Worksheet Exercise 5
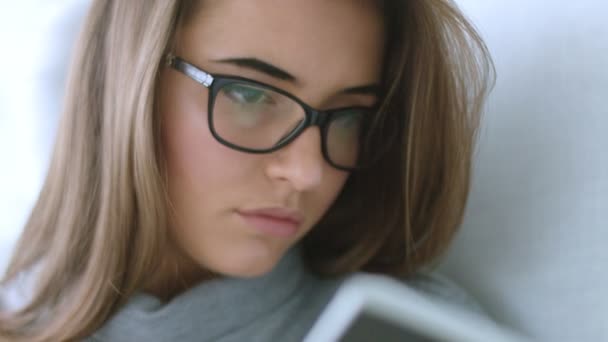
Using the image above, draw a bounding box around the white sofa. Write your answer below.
[1,1,606,340]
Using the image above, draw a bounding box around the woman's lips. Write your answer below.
[237,208,304,238]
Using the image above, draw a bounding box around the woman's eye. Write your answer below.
[223,83,273,106]
[333,110,364,128]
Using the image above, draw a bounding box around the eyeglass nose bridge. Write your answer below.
[273,105,330,152]
[305,107,330,127]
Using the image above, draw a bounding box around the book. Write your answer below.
[304,274,530,342]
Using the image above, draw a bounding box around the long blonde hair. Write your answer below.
[0,0,494,340]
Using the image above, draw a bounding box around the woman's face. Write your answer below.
[158,0,384,281]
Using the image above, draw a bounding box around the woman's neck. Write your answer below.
[143,246,217,302]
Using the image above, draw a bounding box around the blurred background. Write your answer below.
[1,0,606,340]
[0,0,89,264]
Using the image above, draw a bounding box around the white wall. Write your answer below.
[0,0,88,272]
[442,1,608,341]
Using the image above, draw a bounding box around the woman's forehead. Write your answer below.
[176,0,385,92]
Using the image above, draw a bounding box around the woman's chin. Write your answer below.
[207,242,289,278]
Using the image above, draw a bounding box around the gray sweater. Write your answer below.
[84,247,483,342]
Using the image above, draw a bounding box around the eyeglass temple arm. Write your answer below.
[165,53,215,88]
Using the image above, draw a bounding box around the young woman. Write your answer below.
[0,0,494,340]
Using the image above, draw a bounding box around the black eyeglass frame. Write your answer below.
[165,53,375,171]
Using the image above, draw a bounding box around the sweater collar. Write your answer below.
[93,246,309,340]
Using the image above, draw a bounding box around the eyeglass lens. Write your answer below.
[211,81,364,168]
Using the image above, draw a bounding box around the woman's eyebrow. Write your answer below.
[213,57,380,97]
[342,84,381,97]
[213,57,297,82]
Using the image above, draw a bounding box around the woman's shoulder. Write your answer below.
[345,270,486,316]
[401,271,486,314]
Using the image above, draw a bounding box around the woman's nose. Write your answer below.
[264,127,324,192]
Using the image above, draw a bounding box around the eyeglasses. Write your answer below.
[165,54,378,171]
